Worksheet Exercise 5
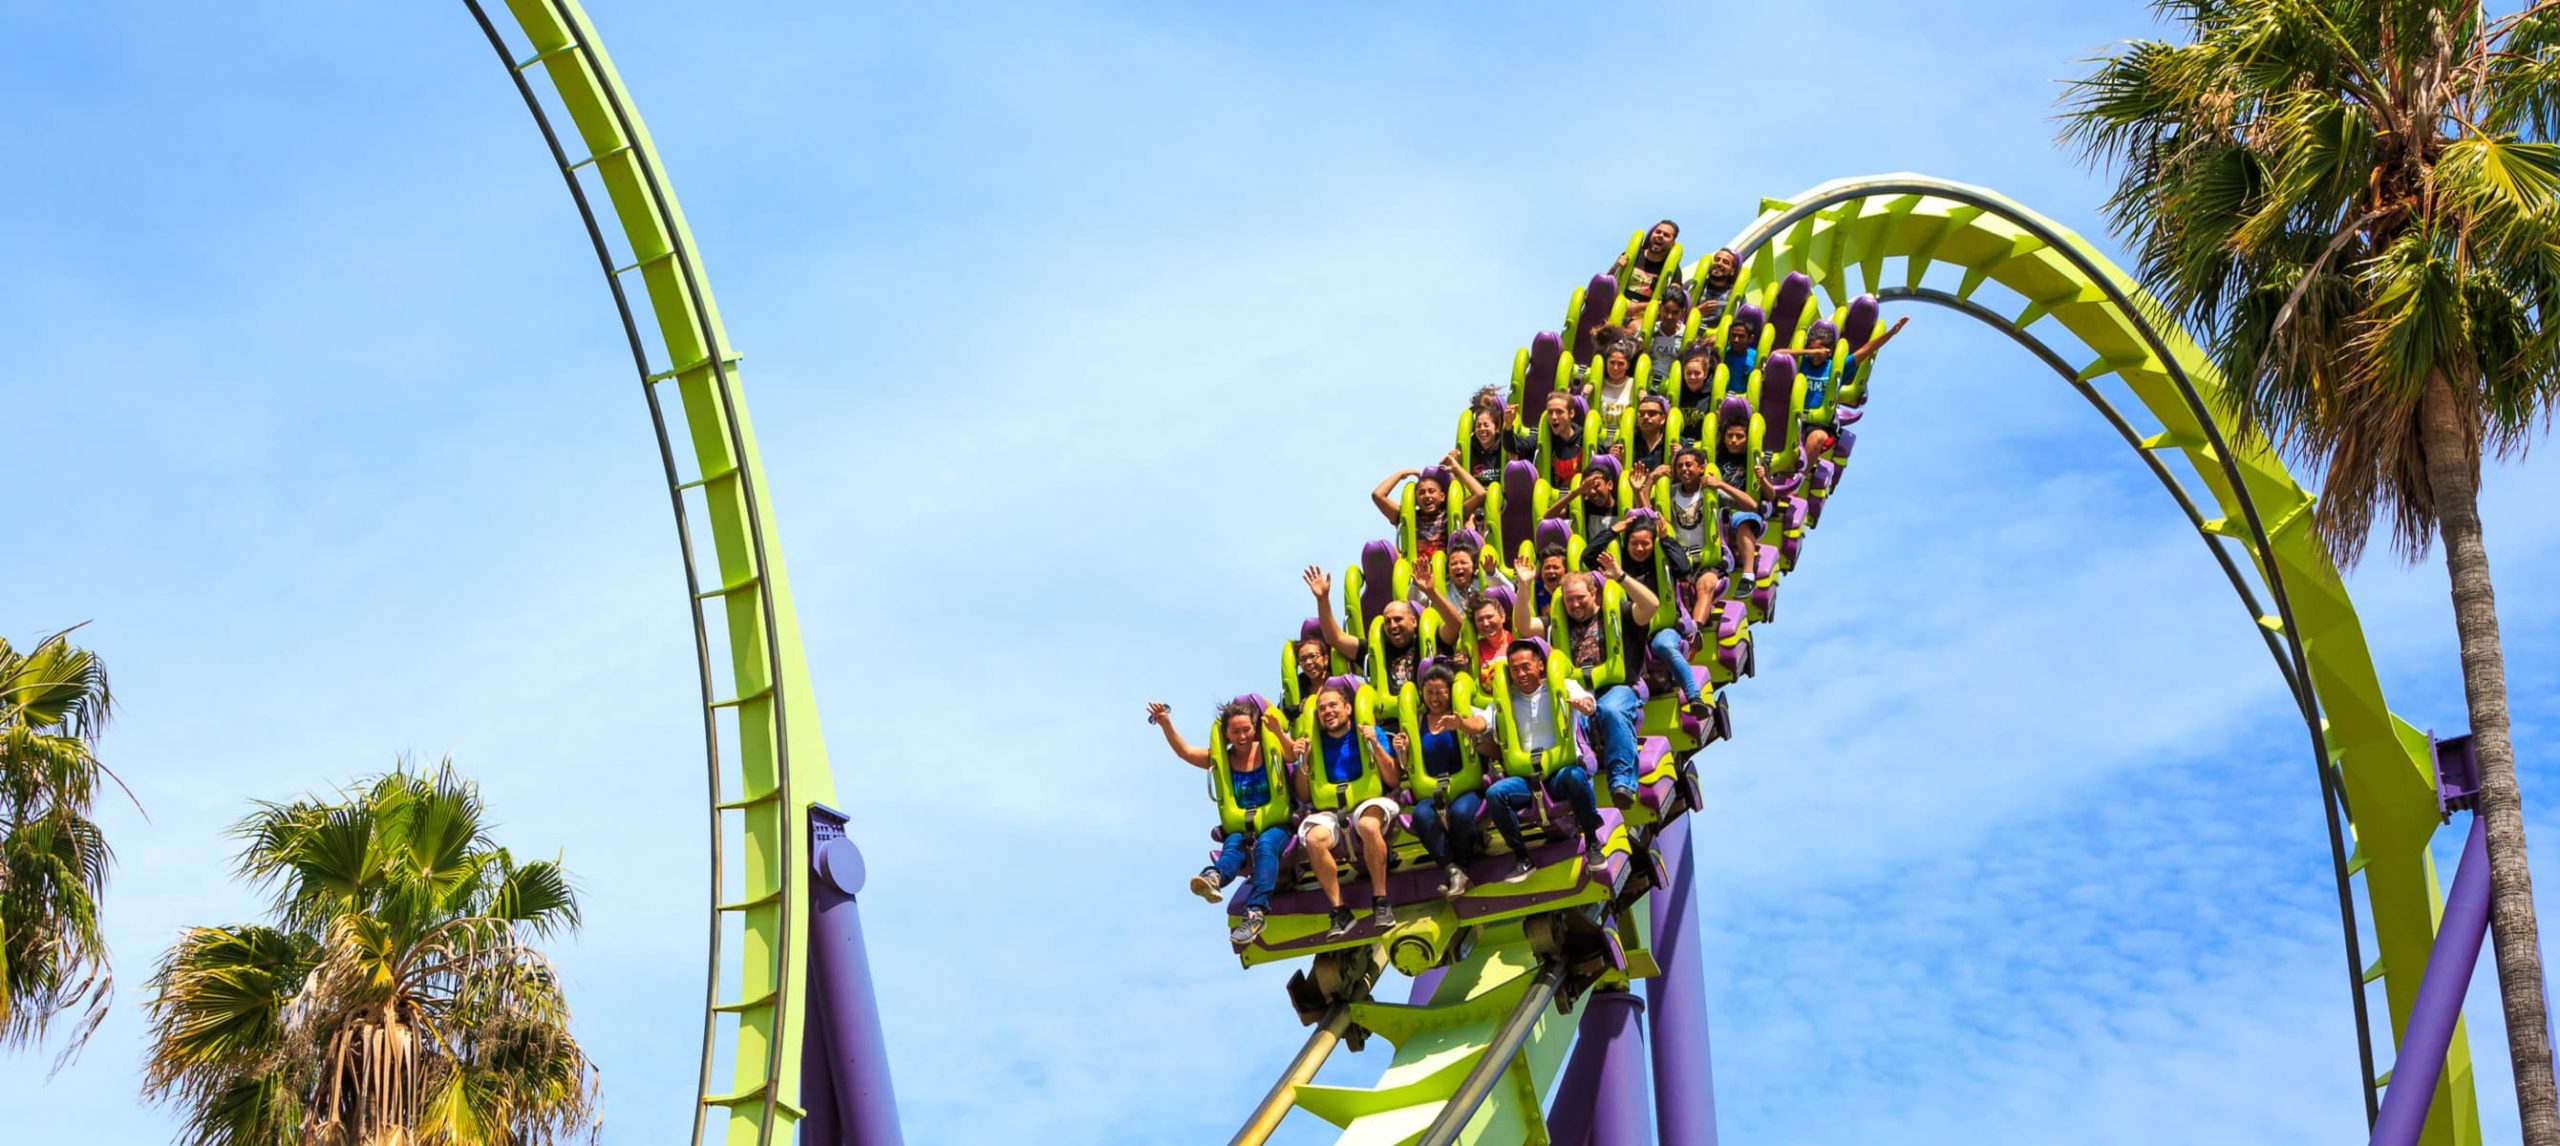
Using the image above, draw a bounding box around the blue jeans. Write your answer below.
[1589,687,1645,792]
[1487,764,1602,841]
[1647,627,1703,705]
[1214,825,1290,913]
[1411,791,1485,867]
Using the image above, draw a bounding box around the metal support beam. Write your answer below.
[2372,817,2491,1146]
[1646,818,1719,1145]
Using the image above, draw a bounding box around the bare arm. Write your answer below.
[1600,550,1659,618]
[1444,449,1489,517]
[1510,555,1546,639]
[1365,725,1402,791]
[1146,703,1212,769]
[1419,574,1464,631]
[1303,565,1362,659]
[1852,315,1910,359]
[1371,469,1416,525]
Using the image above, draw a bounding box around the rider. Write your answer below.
[1401,663,1492,897]
[1644,285,1689,386]
[1690,248,1740,324]
[1148,699,1293,945]
[1485,639,1604,874]
[1710,411,1774,594]
[1460,387,1513,491]
[1608,219,1681,308]
[1291,681,1403,938]
[1584,510,1716,722]
[1525,551,1666,805]
[1306,565,1431,699]
[1370,451,1489,564]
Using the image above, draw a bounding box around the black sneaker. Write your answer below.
[1441,865,1472,897]
[1682,695,1714,724]
[1189,867,1225,904]
[1372,900,1396,929]
[1582,831,1605,855]
[1610,782,1639,807]
[1325,905,1356,938]
[1504,857,1537,884]
[1229,909,1266,946]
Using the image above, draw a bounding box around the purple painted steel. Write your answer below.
[1586,992,1654,1146]
[800,978,841,1145]
[809,812,904,1145]
[1361,540,1400,619]
[1769,272,1813,347]
[1545,1014,1606,1146]
[1407,965,1449,1006]
[2369,815,2491,1146]
[2435,734,2480,815]
[1842,294,1879,348]
[1526,332,1563,420]
[1646,817,1720,1146]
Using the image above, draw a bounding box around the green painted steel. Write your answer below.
[1298,928,1580,1144]
[1292,176,2477,1144]
[480,3,838,1144]
[1719,175,2474,1144]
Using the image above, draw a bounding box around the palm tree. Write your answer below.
[0,626,117,1060]
[2062,2,2560,1138]
[143,761,599,1146]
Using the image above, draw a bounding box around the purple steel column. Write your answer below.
[809,806,903,1145]
[1586,992,1654,1145]
[1646,817,1720,1146]
[1546,1012,1608,1146]
[1408,965,1449,1005]
[2370,815,2491,1146]
[799,977,842,1145]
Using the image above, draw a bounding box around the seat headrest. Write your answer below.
[1717,394,1753,424]
[1585,454,1621,482]
[1448,527,1483,554]
[1842,295,1880,348]
[1533,517,1574,551]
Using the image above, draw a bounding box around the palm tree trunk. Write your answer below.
[2422,373,2558,1144]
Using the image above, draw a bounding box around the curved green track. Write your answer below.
[459,3,2478,1138]
[468,3,837,1143]
[1729,174,2471,1142]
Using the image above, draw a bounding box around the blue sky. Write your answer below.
[4,1,2559,1143]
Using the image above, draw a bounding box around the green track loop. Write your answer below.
[1283,176,2476,1144]
[469,3,839,1144]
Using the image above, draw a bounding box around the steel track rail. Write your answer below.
[465,3,820,1142]
[1720,176,2468,1136]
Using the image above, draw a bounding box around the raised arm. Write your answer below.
[1853,315,1910,359]
[1370,468,1417,525]
[1704,470,1757,510]
[1418,573,1464,631]
[1304,565,1362,659]
[1510,554,1547,639]
[1443,449,1489,517]
[1146,702,1212,770]
[1600,550,1659,618]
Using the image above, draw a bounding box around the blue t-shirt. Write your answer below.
[1317,728,1389,785]
[1228,763,1272,810]
[1800,356,1832,408]
[1419,726,1465,778]
[1722,348,1757,392]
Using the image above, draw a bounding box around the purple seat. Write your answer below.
[1533,516,1574,552]
[1359,540,1399,620]
[1522,331,1563,422]
[1756,355,1796,452]
[1499,460,1541,558]
[1573,275,1619,360]
[1841,293,1880,350]
[1768,272,1814,348]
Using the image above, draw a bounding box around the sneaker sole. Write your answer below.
[1190,875,1224,903]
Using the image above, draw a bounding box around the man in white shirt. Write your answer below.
[1483,640,1605,881]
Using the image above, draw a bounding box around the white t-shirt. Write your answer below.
[1594,377,1636,428]
[1668,485,1709,554]
[1509,679,1594,752]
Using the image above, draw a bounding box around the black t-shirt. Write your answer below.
[1354,635,1423,692]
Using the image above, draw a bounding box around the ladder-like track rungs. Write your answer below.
[697,573,763,599]
[710,685,775,709]
[512,40,580,71]
[645,352,744,383]
[716,888,782,913]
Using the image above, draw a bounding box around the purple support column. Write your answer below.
[2370,815,2491,1146]
[799,977,841,1145]
[1408,966,1448,1005]
[1546,1015,1607,1146]
[1646,817,1720,1146]
[1586,992,1654,1145]
[808,807,903,1145]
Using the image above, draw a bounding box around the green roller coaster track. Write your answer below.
[459,2,2477,1140]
